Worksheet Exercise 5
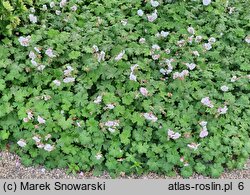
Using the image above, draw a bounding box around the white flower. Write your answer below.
[29,14,37,23]
[115,50,125,61]
[95,153,102,160]
[187,27,195,35]
[34,47,41,53]
[63,77,75,83]
[230,76,237,82]
[44,144,54,152]
[150,0,159,7]
[201,97,214,108]
[29,51,36,60]
[45,48,56,58]
[152,54,160,60]
[121,19,128,26]
[221,85,229,92]
[55,10,61,15]
[177,39,185,47]
[140,87,148,96]
[199,121,207,127]
[45,134,51,141]
[152,44,160,50]
[71,5,77,11]
[108,127,116,133]
[30,7,35,13]
[53,80,61,86]
[195,35,203,43]
[37,116,46,124]
[17,139,26,147]
[245,35,250,43]
[199,130,208,138]
[147,10,157,22]
[203,43,212,50]
[143,113,158,122]
[18,36,31,47]
[203,0,211,6]
[104,121,119,127]
[137,9,144,16]
[97,51,105,62]
[185,63,196,70]
[37,143,45,148]
[93,45,99,52]
[37,65,45,71]
[192,50,200,57]
[139,38,146,44]
[94,95,102,104]
[187,143,200,150]
[208,37,216,44]
[50,2,55,8]
[32,136,40,143]
[160,31,169,37]
[129,72,137,81]
[42,5,47,10]
[165,48,171,54]
[217,106,228,114]
[105,104,115,110]
[60,0,67,8]
[130,64,139,72]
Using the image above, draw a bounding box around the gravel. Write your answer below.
[0,151,249,179]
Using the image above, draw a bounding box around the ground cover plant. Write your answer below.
[0,0,249,178]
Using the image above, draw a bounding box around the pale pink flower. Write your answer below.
[199,130,208,138]
[32,136,40,143]
[37,116,46,124]
[187,143,200,150]
[152,44,160,50]
[29,14,37,23]
[60,0,67,8]
[192,50,200,57]
[18,36,31,46]
[217,106,228,114]
[55,10,61,15]
[168,129,181,140]
[97,51,105,62]
[29,51,36,60]
[17,139,26,147]
[93,45,99,52]
[187,27,195,35]
[37,143,45,148]
[130,64,139,72]
[64,66,74,76]
[177,39,185,47]
[180,157,184,162]
[139,38,146,44]
[140,87,148,96]
[137,9,144,16]
[199,121,207,127]
[150,0,159,7]
[115,50,125,61]
[221,85,229,92]
[27,111,33,120]
[185,63,196,70]
[45,48,56,58]
[105,104,115,110]
[34,47,41,53]
[160,31,169,37]
[143,113,158,122]
[71,5,77,11]
[203,43,212,50]
[208,37,216,44]
[231,76,237,82]
[104,121,119,127]
[31,60,38,66]
[53,80,61,86]
[44,144,54,152]
[147,10,157,22]
[121,19,128,26]
[152,54,160,60]
[203,0,211,6]
[94,95,102,104]
[201,97,214,108]
[129,72,137,81]
[50,2,55,8]
[37,65,45,71]
[23,117,29,123]
[63,77,75,83]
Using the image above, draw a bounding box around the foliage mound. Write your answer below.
[0,0,250,178]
